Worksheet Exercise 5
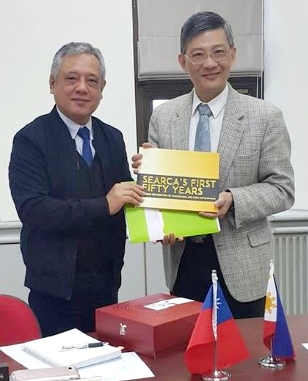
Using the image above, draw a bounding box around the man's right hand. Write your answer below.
[106,182,145,215]
[150,234,184,246]
[161,234,184,245]
[131,142,153,174]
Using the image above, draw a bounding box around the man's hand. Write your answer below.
[199,190,233,219]
[106,182,145,215]
[151,234,184,245]
[161,234,184,245]
[131,142,153,174]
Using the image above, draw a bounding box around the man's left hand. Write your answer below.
[199,190,233,219]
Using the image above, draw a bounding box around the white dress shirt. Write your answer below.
[56,107,95,156]
[189,85,229,152]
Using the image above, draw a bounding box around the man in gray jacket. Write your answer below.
[133,11,294,318]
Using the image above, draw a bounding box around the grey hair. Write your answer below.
[50,42,106,79]
[180,11,234,53]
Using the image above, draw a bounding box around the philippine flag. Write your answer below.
[185,272,249,374]
[263,260,295,359]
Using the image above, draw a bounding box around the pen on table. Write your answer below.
[60,342,108,351]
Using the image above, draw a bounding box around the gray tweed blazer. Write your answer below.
[148,83,295,302]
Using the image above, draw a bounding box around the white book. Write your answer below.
[22,328,122,368]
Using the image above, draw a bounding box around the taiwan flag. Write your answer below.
[263,260,295,359]
[185,272,249,374]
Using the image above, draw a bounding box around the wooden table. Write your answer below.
[1,315,308,381]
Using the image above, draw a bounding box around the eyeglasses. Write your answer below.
[184,48,231,65]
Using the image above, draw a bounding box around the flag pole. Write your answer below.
[202,270,231,381]
[258,259,286,369]
[259,338,286,368]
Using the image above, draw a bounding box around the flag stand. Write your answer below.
[185,270,249,380]
[202,369,231,381]
[258,355,286,369]
[201,342,230,380]
[201,276,231,381]
[258,338,286,368]
[259,259,294,368]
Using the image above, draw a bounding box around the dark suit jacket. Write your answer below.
[9,107,132,299]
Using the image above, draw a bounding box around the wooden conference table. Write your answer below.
[1,315,308,381]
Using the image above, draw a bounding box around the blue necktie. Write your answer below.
[192,104,212,243]
[77,127,93,167]
[194,104,212,152]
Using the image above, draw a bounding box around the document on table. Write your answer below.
[21,329,121,368]
[0,343,154,381]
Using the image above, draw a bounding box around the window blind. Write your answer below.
[136,0,263,80]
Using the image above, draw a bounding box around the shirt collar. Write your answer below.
[192,84,229,119]
[56,107,93,140]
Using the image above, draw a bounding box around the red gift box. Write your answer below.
[95,293,202,358]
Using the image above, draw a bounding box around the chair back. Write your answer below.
[0,294,41,345]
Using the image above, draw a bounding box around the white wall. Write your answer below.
[0,244,28,300]
[0,0,137,222]
[264,0,307,209]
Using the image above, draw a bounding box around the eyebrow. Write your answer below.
[190,44,228,51]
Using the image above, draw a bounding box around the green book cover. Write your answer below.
[124,204,220,243]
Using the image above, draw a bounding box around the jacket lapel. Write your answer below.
[91,121,109,186]
[170,92,193,150]
[218,87,245,190]
[48,108,82,196]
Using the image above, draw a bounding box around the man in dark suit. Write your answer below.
[132,12,295,318]
[9,42,144,336]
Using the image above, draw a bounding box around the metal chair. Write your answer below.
[0,294,41,345]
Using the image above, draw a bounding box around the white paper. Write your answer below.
[78,352,154,381]
[1,343,47,369]
[0,343,154,381]
[19,329,121,368]
[144,208,164,241]
[144,297,194,310]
